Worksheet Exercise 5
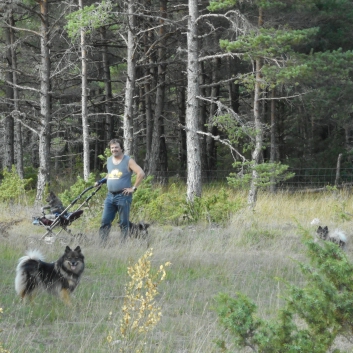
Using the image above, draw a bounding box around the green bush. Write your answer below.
[144,183,185,224]
[142,184,244,225]
[130,175,160,221]
[59,173,98,206]
[0,166,32,203]
[215,227,353,353]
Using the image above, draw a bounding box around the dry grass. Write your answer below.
[1,189,353,352]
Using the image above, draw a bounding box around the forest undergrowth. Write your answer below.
[1,185,353,352]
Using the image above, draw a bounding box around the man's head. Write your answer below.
[109,138,124,153]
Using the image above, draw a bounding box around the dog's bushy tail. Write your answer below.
[17,249,44,267]
[15,249,44,296]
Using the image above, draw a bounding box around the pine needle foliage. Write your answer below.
[107,249,171,352]
[228,161,295,189]
[215,228,353,353]
[65,0,113,39]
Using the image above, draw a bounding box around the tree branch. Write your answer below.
[198,52,243,62]
[11,110,39,135]
[4,22,41,37]
[179,123,247,163]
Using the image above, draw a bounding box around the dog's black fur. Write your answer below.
[43,191,65,214]
[15,246,85,304]
[129,221,150,239]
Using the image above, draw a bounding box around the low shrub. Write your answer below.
[0,166,32,203]
[215,227,353,353]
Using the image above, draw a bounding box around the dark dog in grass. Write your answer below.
[129,221,150,239]
[15,246,85,305]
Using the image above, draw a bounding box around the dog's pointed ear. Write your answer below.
[65,246,72,252]
[317,226,322,231]
[324,226,328,231]
[145,223,150,229]
[74,246,81,252]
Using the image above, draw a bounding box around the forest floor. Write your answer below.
[1,190,353,352]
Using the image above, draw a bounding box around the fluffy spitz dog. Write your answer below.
[43,191,65,214]
[316,225,347,248]
[129,221,150,239]
[15,246,84,304]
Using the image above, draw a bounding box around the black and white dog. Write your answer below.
[316,226,347,248]
[15,246,85,304]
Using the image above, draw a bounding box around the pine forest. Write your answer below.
[1,0,353,202]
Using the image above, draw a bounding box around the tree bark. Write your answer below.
[199,61,208,176]
[270,88,276,193]
[248,8,264,208]
[148,0,167,182]
[123,0,136,156]
[142,0,153,172]
[248,57,263,208]
[186,0,202,202]
[35,0,51,202]
[79,0,90,181]
[4,19,14,171]
[100,26,114,144]
[206,58,221,173]
[178,84,187,173]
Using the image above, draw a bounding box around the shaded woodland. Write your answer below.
[1,0,353,201]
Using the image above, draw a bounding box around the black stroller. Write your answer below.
[31,185,101,245]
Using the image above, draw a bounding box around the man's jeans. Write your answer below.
[99,192,132,243]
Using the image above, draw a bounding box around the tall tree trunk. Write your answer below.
[206,58,221,173]
[142,1,153,172]
[100,26,114,144]
[199,61,209,177]
[186,0,202,202]
[123,0,136,156]
[248,57,263,208]
[270,88,276,192]
[227,57,240,114]
[35,0,51,202]
[9,10,24,179]
[79,0,90,181]
[248,8,264,208]
[4,20,14,171]
[142,75,153,172]
[148,0,167,181]
[178,84,187,173]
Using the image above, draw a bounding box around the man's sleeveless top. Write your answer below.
[106,155,132,192]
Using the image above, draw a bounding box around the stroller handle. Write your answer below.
[78,185,95,197]
[57,185,102,219]
[74,184,102,204]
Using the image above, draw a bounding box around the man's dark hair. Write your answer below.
[109,138,124,152]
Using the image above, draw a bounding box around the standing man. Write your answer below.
[95,138,145,243]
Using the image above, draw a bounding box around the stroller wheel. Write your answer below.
[44,235,56,245]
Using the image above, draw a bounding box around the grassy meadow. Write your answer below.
[1,188,353,352]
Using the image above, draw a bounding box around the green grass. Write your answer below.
[1,189,353,352]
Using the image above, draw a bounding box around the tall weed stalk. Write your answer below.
[107,249,171,352]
